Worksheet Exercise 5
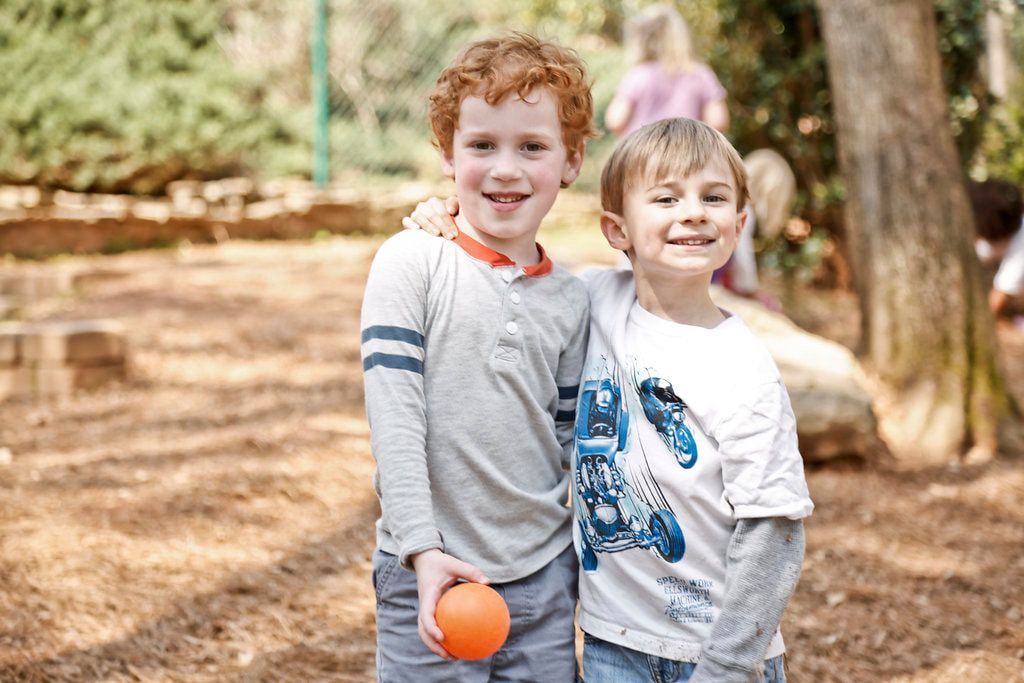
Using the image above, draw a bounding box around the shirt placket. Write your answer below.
[494,267,523,363]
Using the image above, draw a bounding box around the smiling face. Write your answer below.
[602,155,746,283]
[442,88,583,263]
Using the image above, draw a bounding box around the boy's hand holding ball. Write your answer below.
[410,549,491,659]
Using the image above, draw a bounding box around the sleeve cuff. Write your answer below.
[733,499,814,521]
[690,653,757,683]
[398,532,444,570]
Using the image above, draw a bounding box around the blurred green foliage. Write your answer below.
[935,0,992,165]
[974,5,1024,186]
[713,0,992,226]
[0,0,303,193]
[712,0,834,223]
[323,1,478,177]
[0,0,1018,222]
[979,103,1024,184]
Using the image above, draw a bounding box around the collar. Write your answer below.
[452,230,553,277]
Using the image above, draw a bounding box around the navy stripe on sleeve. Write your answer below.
[557,385,579,400]
[363,353,424,374]
[556,409,576,422]
[361,325,425,347]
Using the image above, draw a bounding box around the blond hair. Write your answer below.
[626,4,695,74]
[428,32,597,157]
[744,149,796,240]
[600,117,747,215]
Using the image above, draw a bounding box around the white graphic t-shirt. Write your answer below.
[573,268,814,662]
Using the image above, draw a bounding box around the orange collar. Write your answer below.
[452,230,553,277]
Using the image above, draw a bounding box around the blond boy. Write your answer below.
[409,118,814,682]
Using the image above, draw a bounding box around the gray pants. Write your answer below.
[373,545,579,682]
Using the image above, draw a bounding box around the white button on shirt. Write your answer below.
[510,291,521,304]
[505,321,519,335]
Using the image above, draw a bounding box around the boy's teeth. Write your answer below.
[488,194,525,203]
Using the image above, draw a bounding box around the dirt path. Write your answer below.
[1,235,1022,681]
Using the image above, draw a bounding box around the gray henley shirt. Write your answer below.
[360,229,589,582]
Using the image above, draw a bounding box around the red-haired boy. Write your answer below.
[360,33,595,681]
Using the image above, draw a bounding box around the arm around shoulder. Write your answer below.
[554,277,590,468]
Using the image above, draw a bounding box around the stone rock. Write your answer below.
[0,208,27,222]
[0,180,471,256]
[20,320,126,364]
[0,367,34,400]
[132,200,173,223]
[167,180,203,208]
[72,363,128,390]
[219,177,255,198]
[302,202,372,234]
[0,186,22,210]
[0,270,74,300]
[64,320,127,363]
[32,366,76,398]
[0,322,20,364]
[259,177,313,199]
[0,320,128,401]
[53,190,89,209]
[19,186,42,208]
[244,199,287,221]
[711,286,883,462]
[202,181,226,204]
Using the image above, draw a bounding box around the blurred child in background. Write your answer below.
[968,178,1024,325]
[605,4,729,136]
[714,149,797,312]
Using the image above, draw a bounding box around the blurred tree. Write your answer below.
[0,0,297,193]
[816,0,1019,462]
[713,0,992,226]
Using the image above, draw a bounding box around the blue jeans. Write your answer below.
[582,633,786,683]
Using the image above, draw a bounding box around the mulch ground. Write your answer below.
[1,232,1022,682]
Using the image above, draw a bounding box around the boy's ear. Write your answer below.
[600,211,631,252]
[560,143,586,188]
[441,152,455,179]
[735,207,748,239]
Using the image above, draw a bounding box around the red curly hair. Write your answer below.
[428,32,597,157]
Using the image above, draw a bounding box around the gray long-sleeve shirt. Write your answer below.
[360,229,589,582]
[691,517,806,682]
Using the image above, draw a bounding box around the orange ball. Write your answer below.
[435,582,510,660]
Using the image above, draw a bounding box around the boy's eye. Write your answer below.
[704,194,726,203]
[655,196,677,204]
[471,141,494,151]
[523,142,546,153]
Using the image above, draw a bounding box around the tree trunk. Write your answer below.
[815,0,1018,463]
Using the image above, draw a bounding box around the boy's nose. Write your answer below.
[489,153,523,181]
[677,196,707,222]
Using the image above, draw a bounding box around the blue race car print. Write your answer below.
[576,378,630,462]
[575,378,685,572]
[635,376,699,469]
